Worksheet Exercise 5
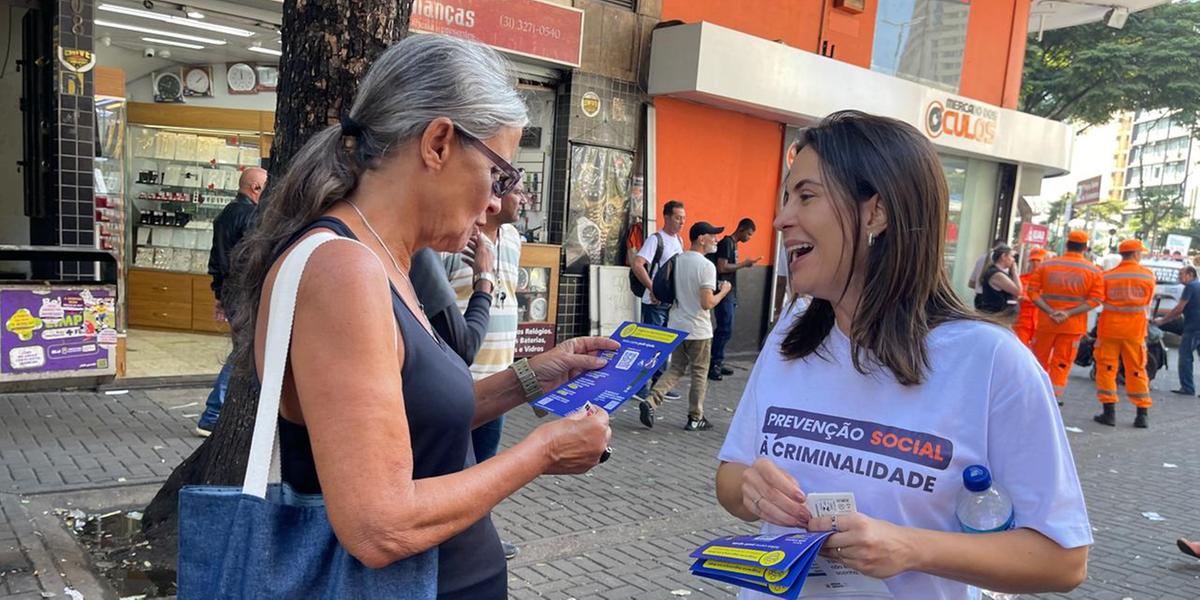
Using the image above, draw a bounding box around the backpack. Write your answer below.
[629,232,664,297]
[651,254,680,306]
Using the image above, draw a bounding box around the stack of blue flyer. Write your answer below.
[690,531,834,599]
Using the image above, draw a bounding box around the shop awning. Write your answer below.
[648,22,1074,176]
[1029,0,1170,32]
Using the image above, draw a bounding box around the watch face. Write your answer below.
[227,63,257,93]
[185,68,210,95]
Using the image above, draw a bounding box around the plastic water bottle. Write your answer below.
[955,465,1014,533]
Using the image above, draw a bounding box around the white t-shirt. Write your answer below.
[667,250,717,340]
[636,231,684,304]
[719,304,1092,600]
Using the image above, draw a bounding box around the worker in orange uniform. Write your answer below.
[1013,247,1048,348]
[1027,230,1104,404]
[1093,239,1155,428]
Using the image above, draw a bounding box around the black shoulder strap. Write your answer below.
[651,232,664,272]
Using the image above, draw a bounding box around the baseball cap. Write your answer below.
[1118,239,1147,254]
[689,221,725,241]
[1067,230,1089,244]
[1028,247,1048,261]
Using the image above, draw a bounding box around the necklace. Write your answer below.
[345,200,424,312]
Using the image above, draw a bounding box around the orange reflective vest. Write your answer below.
[1026,252,1104,335]
[1096,260,1154,340]
[1014,270,1039,330]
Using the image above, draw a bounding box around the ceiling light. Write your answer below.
[95,19,227,45]
[98,3,253,37]
[141,36,204,50]
[247,46,282,57]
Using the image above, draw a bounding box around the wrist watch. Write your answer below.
[509,358,543,403]
[473,271,496,292]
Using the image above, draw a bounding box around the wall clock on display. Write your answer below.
[184,66,213,97]
[255,64,279,91]
[154,71,184,103]
[226,62,258,95]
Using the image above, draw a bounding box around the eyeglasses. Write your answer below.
[455,126,523,197]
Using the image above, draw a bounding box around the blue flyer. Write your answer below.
[689,531,835,599]
[530,321,688,417]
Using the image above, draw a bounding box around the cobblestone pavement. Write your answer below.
[2,352,1199,599]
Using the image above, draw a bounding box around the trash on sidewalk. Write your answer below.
[1064,426,1084,433]
[1163,463,1178,468]
[1141,511,1166,521]
[63,587,84,600]
[670,590,692,597]
[104,390,129,396]
[169,402,198,410]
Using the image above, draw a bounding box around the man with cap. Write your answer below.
[1027,230,1105,403]
[1013,247,1048,348]
[638,221,731,432]
[1154,265,1200,395]
[1093,239,1155,428]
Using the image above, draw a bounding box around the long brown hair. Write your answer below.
[780,111,979,385]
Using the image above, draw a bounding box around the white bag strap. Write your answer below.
[242,232,341,498]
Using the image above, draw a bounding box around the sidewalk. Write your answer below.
[2,353,1200,598]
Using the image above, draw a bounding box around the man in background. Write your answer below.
[195,167,266,437]
[706,218,760,381]
[630,200,687,404]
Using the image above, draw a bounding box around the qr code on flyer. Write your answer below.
[616,350,639,370]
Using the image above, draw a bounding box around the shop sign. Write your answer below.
[515,323,556,358]
[581,91,601,118]
[1165,234,1192,255]
[57,47,96,73]
[1074,175,1102,206]
[410,0,584,68]
[922,91,999,151]
[2,288,116,376]
[1019,223,1050,246]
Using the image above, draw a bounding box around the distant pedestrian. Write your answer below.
[629,200,686,400]
[1153,265,1200,395]
[1093,239,1154,428]
[638,221,731,432]
[705,218,761,381]
[195,167,266,437]
[1013,247,1048,347]
[968,237,1007,309]
[975,244,1021,318]
[1027,230,1104,404]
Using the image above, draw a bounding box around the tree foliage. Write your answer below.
[1021,2,1200,128]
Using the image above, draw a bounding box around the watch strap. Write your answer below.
[510,358,543,403]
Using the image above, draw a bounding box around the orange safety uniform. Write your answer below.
[1027,252,1104,398]
[1013,269,1040,347]
[1094,259,1155,408]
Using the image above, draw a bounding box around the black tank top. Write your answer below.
[271,216,506,599]
[978,264,1013,313]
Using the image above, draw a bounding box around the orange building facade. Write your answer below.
[648,0,1071,350]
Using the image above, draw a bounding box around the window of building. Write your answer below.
[599,0,637,8]
[871,0,972,93]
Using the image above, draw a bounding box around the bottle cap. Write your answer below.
[962,464,992,492]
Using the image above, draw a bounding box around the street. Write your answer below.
[2,352,1199,599]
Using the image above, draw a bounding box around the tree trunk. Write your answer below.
[142,0,414,549]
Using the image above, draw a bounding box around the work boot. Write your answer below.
[1093,403,1116,427]
[1134,407,1149,429]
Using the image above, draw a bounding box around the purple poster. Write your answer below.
[1,287,118,375]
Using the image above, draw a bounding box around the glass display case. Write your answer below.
[126,124,261,275]
[514,244,561,358]
[95,97,127,330]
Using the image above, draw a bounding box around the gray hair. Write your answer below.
[349,34,529,161]
[224,34,528,385]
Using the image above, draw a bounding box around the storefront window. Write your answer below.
[872,0,971,93]
[943,155,968,272]
[940,155,999,299]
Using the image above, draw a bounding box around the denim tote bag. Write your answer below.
[178,232,437,599]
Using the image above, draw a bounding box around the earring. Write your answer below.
[868,232,876,247]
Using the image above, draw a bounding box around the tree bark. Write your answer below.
[142,0,414,550]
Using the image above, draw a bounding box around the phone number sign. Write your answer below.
[411,0,585,68]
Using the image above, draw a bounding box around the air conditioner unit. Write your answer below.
[1106,7,1130,29]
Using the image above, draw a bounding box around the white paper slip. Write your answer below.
[806,492,857,518]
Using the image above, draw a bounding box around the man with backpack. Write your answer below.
[629,200,687,402]
[638,221,732,431]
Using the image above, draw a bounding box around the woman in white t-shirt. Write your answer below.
[716,111,1091,599]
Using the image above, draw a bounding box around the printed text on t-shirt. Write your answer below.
[762,407,954,470]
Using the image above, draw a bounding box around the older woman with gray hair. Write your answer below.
[224,34,614,598]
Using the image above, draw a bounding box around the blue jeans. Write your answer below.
[638,302,671,397]
[198,358,234,430]
[472,416,505,463]
[1178,329,1200,393]
[711,295,736,371]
